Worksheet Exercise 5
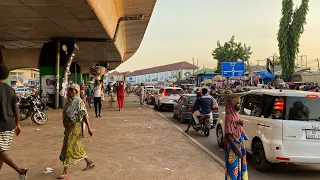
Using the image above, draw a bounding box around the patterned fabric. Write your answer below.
[59,84,88,166]
[0,130,14,151]
[224,100,249,180]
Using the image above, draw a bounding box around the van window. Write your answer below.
[242,95,261,116]
[285,97,320,120]
[242,95,277,118]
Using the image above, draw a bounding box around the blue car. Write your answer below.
[173,94,219,125]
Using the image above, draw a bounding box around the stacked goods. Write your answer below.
[217,87,250,99]
[90,66,106,79]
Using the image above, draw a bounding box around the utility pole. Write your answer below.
[317,58,320,71]
[245,48,251,74]
[256,60,264,66]
[192,57,195,75]
[197,59,199,71]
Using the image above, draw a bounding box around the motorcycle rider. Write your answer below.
[185,88,214,133]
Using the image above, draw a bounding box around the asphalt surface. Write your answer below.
[153,106,320,180]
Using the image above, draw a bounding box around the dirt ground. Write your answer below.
[1,96,224,180]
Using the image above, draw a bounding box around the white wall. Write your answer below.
[128,68,194,83]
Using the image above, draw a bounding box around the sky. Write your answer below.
[115,0,320,72]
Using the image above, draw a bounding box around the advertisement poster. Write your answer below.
[42,75,56,95]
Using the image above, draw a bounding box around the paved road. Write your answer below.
[154,107,320,180]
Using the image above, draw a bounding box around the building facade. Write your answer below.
[10,68,39,86]
[126,61,197,83]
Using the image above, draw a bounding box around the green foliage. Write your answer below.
[211,36,252,73]
[277,0,309,81]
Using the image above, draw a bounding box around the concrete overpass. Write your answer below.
[0,0,157,108]
[0,0,157,71]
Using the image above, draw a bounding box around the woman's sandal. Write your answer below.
[57,174,68,179]
[19,169,28,180]
[82,162,95,171]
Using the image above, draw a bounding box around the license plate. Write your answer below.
[306,130,320,139]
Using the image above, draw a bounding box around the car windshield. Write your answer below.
[166,89,184,94]
[286,96,320,120]
[188,96,197,104]
[152,89,159,94]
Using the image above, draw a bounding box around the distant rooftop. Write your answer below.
[127,61,197,76]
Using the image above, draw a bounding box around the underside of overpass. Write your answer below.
[0,0,157,72]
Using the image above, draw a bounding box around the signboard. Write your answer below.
[222,62,245,77]
[41,75,56,95]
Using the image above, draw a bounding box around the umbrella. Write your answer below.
[203,79,212,84]
[213,75,225,81]
[258,71,275,79]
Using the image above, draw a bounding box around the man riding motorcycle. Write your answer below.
[185,88,214,133]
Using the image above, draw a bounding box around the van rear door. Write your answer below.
[282,95,320,158]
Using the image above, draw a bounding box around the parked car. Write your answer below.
[173,94,219,126]
[154,87,184,111]
[144,86,154,100]
[216,89,320,171]
[146,89,159,105]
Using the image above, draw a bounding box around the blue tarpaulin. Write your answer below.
[258,71,275,79]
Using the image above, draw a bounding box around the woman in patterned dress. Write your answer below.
[224,99,248,180]
[58,84,95,179]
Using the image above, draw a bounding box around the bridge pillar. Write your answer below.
[39,41,76,108]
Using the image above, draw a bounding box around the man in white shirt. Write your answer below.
[93,80,102,117]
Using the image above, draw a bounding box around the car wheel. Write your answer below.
[180,111,185,123]
[253,141,271,171]
[216,126,224,147]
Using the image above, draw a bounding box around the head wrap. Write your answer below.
[64,83,87,121]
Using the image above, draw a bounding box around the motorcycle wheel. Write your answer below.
[204,127,210,137]
[31,111,48,125]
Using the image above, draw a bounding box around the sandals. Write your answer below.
[57,174,68,179]
[82,163,95,171]
[19,169,28,180]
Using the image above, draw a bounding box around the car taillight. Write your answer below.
[273,98,284,118]
[162,93,169,96]
[212,106,219,110]
[151,94,155,97]
[185,105,192,110]
[307,94,318,99]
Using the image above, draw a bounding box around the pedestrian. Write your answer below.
[106,83,111,96]
[125,85,130,96]
[224,99,248,180]
[86,84,93,108]
[0,65,28,180]
[80,84,87,104]
[58,83,95,179]
[183,88,188,94]
[114,81,125,111]
[139,83,145,105]
[93,80,102,117]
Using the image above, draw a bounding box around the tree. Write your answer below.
[211,36,252,73]
[277,0,309,81]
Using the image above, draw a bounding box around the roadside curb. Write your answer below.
[147,105,225,169]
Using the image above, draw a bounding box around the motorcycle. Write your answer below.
[18,96,48,125]
[191,114,211,137]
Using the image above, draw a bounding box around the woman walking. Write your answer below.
[224,99,248,180]
[93,80,102,117]
[114,81,125,111]
[139,83,145,105]
[58,84,95,179]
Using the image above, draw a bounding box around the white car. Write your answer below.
[216,89,320,171]
[154,87,184,111]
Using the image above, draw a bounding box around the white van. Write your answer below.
[216,89,320,171]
